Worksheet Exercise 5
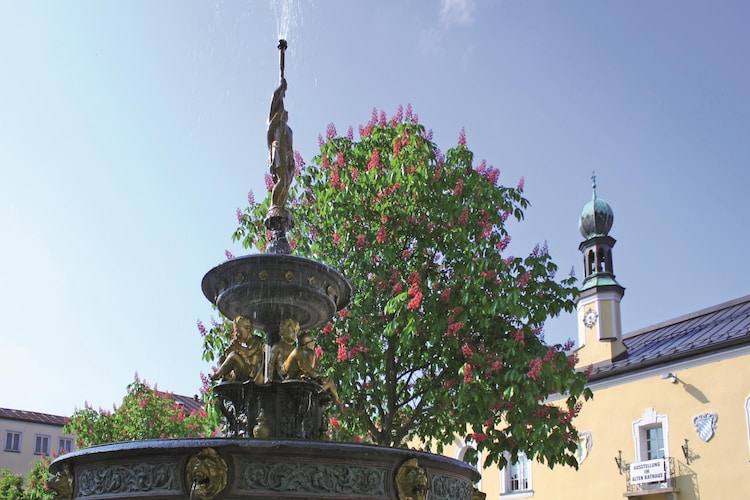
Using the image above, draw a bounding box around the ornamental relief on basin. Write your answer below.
[76,461,179,497]
[429,474,473,500]
[236,458,387,496]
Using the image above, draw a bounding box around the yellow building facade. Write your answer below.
[455,182,750,499]
[0,408,74,476]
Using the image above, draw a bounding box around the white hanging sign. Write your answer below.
[629,458,666,485]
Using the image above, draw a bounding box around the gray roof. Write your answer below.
[588,294,750,380]
[0,408,68,426]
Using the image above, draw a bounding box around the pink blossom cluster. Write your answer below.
[348,344,368,358]
[457,208,469,226]
[406,272,423,311]
[405,104,413,121]
[471,432,488,443]
[445,306,464,337]
[367,147,380,172]
[496,235,511,252]
[477,210,492,240]
[326,123,337,140]
[336,334,351,362]
[543,346,559,364]
[379,110,387,127]
[526,358,543,382]
[480,270,496,280]
[446,322,464,337]
[458,128,467,146]
[376,226,387,244]
[475,160,501,186]
[293,151,305,172]
[453,178,464,197]
[196,319,208,337]
[391,105,403,125]
[357,234,367,249]
[516,271,531,288]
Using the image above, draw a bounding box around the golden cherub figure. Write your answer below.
[268,318,299,380]
[211,316,264,383]
[283,331,344,410]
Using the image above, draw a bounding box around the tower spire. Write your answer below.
[575,174,626,366]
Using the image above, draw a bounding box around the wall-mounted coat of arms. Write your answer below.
[692,412,718,442]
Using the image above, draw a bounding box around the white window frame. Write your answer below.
[59,437,74,454]
[745,394,750,459]
[455,440,482,491]
[34,434,50,456]
[4,430,22,452]
[632,407,670,462]
[500,451,533,498]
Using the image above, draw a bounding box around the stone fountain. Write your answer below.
[48,41,481,500]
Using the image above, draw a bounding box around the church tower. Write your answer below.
[575,174,626,367]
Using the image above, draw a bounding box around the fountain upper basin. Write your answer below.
[202,253,352,332]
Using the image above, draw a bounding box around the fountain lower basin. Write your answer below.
[49,438,480,499]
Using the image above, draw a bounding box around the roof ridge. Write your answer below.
[624,294,750,339]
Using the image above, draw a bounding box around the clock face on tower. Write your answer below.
[583,308,599,328]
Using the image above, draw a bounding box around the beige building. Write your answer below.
[0,408,75,476]
[457,184,750,499]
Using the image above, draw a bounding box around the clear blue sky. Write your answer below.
[1,1,748,416]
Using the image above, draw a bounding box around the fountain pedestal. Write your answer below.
[215,380,332,440]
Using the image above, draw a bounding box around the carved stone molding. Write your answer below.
[237,458,387,496]
[430,474,474,500]
[76,461,179,497]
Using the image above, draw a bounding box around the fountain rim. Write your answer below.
[49,437,481,483]
[201,253,352,302]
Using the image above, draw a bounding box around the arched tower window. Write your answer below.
[605,248,613,274]
[596,248,605,273]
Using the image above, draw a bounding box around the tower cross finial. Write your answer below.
[591,171,597,197]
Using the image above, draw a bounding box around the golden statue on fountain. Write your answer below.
[210,316,264,383]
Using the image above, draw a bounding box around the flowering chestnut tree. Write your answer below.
[229,106,591,469]
[64,375,215,449]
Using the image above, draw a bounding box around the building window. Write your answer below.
[4,431,21,452]
[745,394,750,457]
[34,435,50,455]
[500,452,532,497]
[455,440,482,490]
[633,408,669,462]
[59,438,74,454]
[645,426,665,459]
